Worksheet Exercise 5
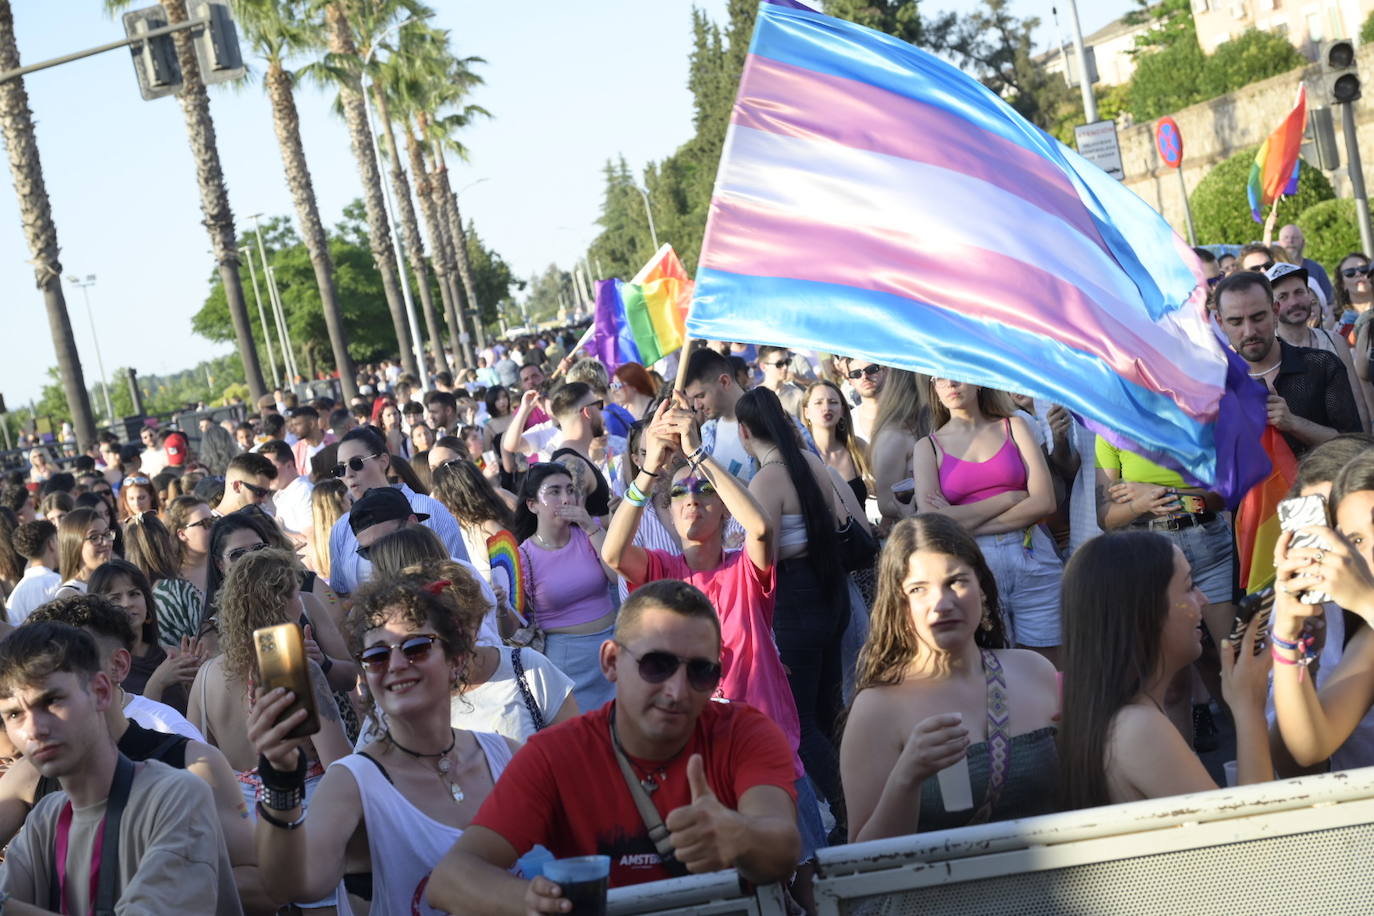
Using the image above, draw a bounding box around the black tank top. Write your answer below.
[33,719,189,805]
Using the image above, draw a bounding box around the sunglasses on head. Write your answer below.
[1342,265,1372,278]
[847,365,882,379]
[669,478,717,500]
[617,643,722,692]
[331,453,384,478]
[356,633,444,673]
[124,476,151,486]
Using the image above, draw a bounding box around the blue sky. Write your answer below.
[0,0,1132,409]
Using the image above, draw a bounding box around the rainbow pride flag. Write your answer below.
[1248,85,1307,221]
[686,0,1269,500]
[592,244,693,370]
[1234,427,1299,593]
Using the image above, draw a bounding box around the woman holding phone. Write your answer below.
[1271,449,1374,769]
[247,570,517,915]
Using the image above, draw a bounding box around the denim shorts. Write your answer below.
[975,527,1063,648]
[1153,515,1235,605]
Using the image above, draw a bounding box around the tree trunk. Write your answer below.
[325,2,417,379]
[374,84,447,376]
[0,0,96,448]
[161,0,266,403]
[264,57,357,402]
[432,143,483,360]
[408,124,463,374]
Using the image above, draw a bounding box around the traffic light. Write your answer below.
[1319,39,1361,105]
[122,7,181,101]
[189,1,245,86]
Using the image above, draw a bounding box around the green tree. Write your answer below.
[464,222,516,329]
[1297,199,1364,273]
[1362,10,1374,45]
[1125,37,1206,120]
[1199,29,1306,98]
[193,208,403,365]
[1190,147,1334,244]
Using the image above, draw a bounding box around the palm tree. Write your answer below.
[311,0,419,379]
[108,0,268,402]
[232,0,357,400]
[0,0,97,447]
[372,33,449,375]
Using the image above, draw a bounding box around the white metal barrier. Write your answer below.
[606,766,1374,915]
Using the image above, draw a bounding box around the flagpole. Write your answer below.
[1262,195,1282,246]
[551,322,598,381]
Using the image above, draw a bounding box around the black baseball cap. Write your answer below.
[348,486,428,536]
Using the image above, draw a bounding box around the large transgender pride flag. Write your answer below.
[688,0,1269,500]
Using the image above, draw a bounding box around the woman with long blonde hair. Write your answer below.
[309,479,351,582]
[840,515,1058,840]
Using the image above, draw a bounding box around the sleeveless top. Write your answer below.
[778,514,808,554]
[934,418,1028,505]
[916,726,1058,832]
[331,731,512,916]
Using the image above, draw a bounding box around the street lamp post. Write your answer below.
[238,243,281,389]
[361,16,429,388]
[635,185,659,251]
[65,274,114,428]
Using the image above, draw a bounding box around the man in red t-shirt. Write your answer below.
[426,580,799,914]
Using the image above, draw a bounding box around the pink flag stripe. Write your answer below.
[700,197,1223,419]
[714,125,1221,382]
[733,54,1109,256]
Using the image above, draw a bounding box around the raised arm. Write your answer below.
[662,398,773,571]
[602,401,675,585]
[246,686,363,904]
[501,390,543,458]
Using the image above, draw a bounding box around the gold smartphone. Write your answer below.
[253,623,320,740]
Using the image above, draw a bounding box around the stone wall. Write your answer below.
[1119,42,1374,240]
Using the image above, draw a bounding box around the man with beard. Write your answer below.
[838,357,886,442]
[504,382,613,519]
[1215,271,1360,457]
[1267,262,1370,431]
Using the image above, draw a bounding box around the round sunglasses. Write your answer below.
[356,633,444,674]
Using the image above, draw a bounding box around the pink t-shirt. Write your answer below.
[638,549,802,773]
[520,527,614,630]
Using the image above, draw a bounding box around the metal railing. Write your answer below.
[606,766,1374,915]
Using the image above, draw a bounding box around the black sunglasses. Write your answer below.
[581,399,604,412]
[766,358,791,369]
[1342,266,1372,278]
[616,643,722,692]
[1206,275,1223,287]
[225,541,267,563]
[238,480,270,498]
[356,634,444,673]
[1250,261,1275,273]
[847,365,882,380]
[331,453,384,478]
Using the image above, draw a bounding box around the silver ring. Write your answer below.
[1316,549,1326,565]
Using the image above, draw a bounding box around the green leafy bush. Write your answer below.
[1361,10,1374,45]
[1297,199,1366,274]
[1190,146,1335,244]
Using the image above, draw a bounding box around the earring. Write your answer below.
[980,601,994,632]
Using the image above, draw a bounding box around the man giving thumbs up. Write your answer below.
[426,580,801,915]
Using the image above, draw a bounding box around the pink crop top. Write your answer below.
[934,418,1028,506]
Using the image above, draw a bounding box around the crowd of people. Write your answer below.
[0,228,1372,911]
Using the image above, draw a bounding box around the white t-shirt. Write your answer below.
[124,692,206,742]
[6,566,61,624]
[140,447,167,476]
[273,475,314,537]
[704,417,755,482]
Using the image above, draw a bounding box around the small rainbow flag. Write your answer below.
[1234,427,1299,593]
[592,243,693,370]
[1248,84,1307,222]
[487,530,525,622]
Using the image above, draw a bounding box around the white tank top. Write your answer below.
[330,731,512,916]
